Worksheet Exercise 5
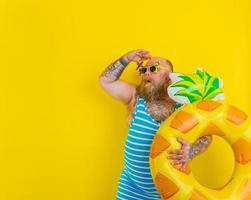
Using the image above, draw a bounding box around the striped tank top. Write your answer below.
[116,96,182,199]
[124,96,161,194]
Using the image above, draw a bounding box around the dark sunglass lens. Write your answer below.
[150,66,156,72]
[139,68,147,74]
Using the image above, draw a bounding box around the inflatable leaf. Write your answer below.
[168,68,224,104]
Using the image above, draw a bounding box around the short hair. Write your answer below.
[165,59,173,72]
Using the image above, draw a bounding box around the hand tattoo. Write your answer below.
[188,135,212,160]
[101,57,129,81]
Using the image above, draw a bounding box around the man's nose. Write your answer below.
[145,71,151,76]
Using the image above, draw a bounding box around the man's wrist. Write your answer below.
[188,144,198,160]
[120,56,130,66]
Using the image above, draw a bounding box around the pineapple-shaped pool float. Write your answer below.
[150,68,251,200]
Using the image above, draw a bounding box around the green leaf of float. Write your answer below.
[170,83,203,97]
[196,69,204,80]
[203,71,212,95]
[203,78,221,99]
[212,77,220,88]
[174,89,201,103]
[171,80,194,87]
[178,75,196,84]
[203,88,223,100]
[170,69,224,102]
[171,80,195,90]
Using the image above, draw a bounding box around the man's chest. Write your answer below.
[146,100,176,123]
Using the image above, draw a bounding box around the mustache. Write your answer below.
[136,81,169,101]
[143,77,154,84]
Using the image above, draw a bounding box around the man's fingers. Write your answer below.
[171,159,186,166]
[168,149,183,155]
[141,53,152,59]
[136,54,151,60]
[137,49,149,53]
[131,50,152,63]
[136,50,150,56]
[177,137,189,146]
[135,49,149,55]
[171,160,181,166]
[167,155,183,160]
[134,56,142,62]
[180,162,189,171]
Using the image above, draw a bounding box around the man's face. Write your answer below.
[140,57,171,88]
[137,57,172,100]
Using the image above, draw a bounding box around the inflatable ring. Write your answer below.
[150,100,251,199]
[150,69,251,199]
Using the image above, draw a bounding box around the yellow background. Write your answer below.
[0,0,250,199]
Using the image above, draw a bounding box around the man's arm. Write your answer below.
[188,135,212,159]
[168,135,212,171]
[99,50,151,105]
[100,56,129,82]
[99,56,136,105]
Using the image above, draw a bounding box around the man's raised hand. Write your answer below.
[123,49,151,63]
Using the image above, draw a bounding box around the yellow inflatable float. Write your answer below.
[150,68,251,200]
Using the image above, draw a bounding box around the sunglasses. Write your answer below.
[137,61,168,74]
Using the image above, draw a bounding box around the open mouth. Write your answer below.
[145,78,152,83]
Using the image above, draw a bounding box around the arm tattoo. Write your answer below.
[188,135,212,160]
[101,57,129,81]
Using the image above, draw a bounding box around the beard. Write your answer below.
[136,80,169,101]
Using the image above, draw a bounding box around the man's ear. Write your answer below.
[166,73,172,85]
[166,76,172,85]
[168,79,172,85]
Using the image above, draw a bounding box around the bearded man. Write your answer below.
[99,49,211,200]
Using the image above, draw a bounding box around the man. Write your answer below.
[99,49,211,199]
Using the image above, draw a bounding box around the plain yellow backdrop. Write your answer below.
[0,0,250,199]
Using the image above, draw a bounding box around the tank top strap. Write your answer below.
[135,96,147,109]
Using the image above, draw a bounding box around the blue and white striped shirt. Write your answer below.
[116,96,181,200]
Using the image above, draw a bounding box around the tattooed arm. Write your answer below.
[100,56,129,82]
[189,135,212,159]
[99,49,151,104]
[168,135,212,171]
